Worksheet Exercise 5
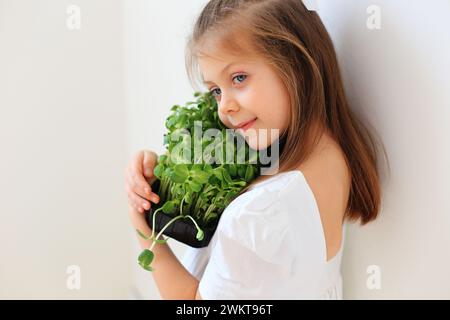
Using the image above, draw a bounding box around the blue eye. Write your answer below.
[209,74,247,98]
[232,74,247,84]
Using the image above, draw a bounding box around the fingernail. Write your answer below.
[143,203,149,210]
[145,169,152,176]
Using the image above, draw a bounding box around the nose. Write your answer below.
[217,92,240,116]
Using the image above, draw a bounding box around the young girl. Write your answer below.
[125,0,386,300]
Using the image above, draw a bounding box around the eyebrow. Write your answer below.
[202,62,239,84]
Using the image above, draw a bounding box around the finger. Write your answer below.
[128,168,159,202]
[126,177,159,206]
[126,173,160,204]
[128,188,159,211]
[130,198,144,213]
[128,150,159,200]
[125,184,142,211]
[142,150,158,178]
[128,160,155,201]
[126,190,146,214]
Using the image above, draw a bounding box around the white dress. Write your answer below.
[180,170,346,300]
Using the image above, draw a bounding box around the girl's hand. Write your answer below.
[125,150,160,215]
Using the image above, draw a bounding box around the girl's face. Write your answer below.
[198,49,290,150]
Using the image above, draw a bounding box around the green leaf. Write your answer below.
[178,114,189,128]
[189,181,202,192]
[173,164,189,178]
[166,117,177,129]
[237,165,246,178]
[222,169,232,184]
[212,169,223,181]
[140,264,155,272]
[245,165,254,182]
[163,134,170,145]
[138,249,154,271]
[162,201,175,214]
[154,164,164,179]
[196,229,204,241]
[158,155,168,164]
[229,164,237,176]
[190,170,210,184]
[184,191,192,204]
[173,184,185,197]
[171,164,189,183]
[164,167,174,177]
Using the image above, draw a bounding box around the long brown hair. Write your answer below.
[185,0,389,225]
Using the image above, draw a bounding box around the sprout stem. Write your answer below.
[184,215,203,235]
[151,207,164,240]
[149,215,185,251]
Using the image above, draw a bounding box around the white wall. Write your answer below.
[0,0,131,299]
[318,0,450,299]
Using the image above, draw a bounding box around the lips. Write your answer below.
[236,118,257,130]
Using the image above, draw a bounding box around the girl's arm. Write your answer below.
[129,206,203,300]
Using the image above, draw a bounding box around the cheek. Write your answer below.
[218,113,231,127]
[240,71,287,123]
[253,88,290,131]
[269,82,290,130]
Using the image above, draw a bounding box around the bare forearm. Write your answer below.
[131,210,200,300]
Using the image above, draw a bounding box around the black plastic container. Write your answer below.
[144,179,219,248]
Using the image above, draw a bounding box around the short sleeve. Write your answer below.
[198,190,295,300]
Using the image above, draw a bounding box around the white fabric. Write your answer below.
[180,170,346,300]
